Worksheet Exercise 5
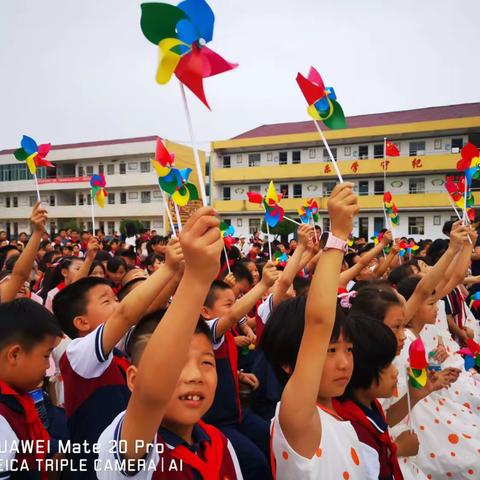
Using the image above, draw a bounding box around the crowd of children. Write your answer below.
[1,189,480,480]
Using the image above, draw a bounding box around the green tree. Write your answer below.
[261,219,296,243]
[120,220,145,237]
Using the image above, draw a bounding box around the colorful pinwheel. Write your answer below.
[457,339,480,371]
[383,192,399,226]
[140,0,237,109]
[456,143,480,187]
[445,176,475,222]
[469,292,480,310]
[398,240,419,257]
[220,221,235,249]
[408,338,428,388]
[90,174,108,208]
[247,181,284,228]
[274,251,289,267]
[298,198,319,224]
[151,138,199,206]
[296,67,347,129]
[14,135,54,175]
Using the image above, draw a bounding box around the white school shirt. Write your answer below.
[271,403,367,480]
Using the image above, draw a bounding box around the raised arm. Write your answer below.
[120,208,223,460]
[1,203,47,303]
[374,240,400,279]
[215,261,279,337]
[279,183,358,458]
[101,238,183,355]
[71,236,99,283]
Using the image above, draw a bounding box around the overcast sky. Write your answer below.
[1,0,479,152]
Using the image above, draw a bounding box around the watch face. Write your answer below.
[319,232,329,250]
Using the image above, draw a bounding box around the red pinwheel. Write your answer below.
[14,135,54,175]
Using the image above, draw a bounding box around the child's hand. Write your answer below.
[260,261,280,288]
[433,344,448,363]
[467,225,478,245]
[241,323,257,344]
[430,367,460,391]
[165,238,184,270]
[449,222,469,250]
[234,335,251,348]
[381,230,393,246]
[395,430,419,457]
[179,207,222,281]
[86,236,100,258]
[30,202,48,233]
[298,224,313,248]
[238,371,260,390]
[465,326,474,339]
[224,272,236,289]
[327,183,359,240]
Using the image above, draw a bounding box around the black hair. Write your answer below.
[342,314,397,395]
[39,256,82,301]
[231,262,253,285]
[387,263,416,287]
[126,311,212,366]
[144,253,164,272]
[0,299,62,352]
[52,277,111,339]
[3,254,20,272]
[88,260,106,276]
[344,252,357,268]
[118,248,136,261]
[442,220,455,237]
[124,222,137,239]
[117,277,146,301]
[94,250,111,263]
[350,284,401,322]
[426,239,449,265]
[397,275,422,301]
[107,256,127,273]
[147,235,167,254]
[204,280,232,309]
[261,296,351,387]
[293,277,311,297]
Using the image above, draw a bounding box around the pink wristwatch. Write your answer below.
[320,232,348,252]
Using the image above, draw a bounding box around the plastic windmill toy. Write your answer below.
[457,339,480,371]
[383,192,399,227]
[398,240,419,257]
[90,175,108,208]
[408,338,428,389]
[247,181,284,228]
[220,221,235,250]
[140,0,237,109]
[445,176,475,222]
[274,251,289,267]
[469,292,480,310]
[298,199,319,224]
[456,143,480,187]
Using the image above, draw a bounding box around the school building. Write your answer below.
[210,102,480,241]
[0,137,205,237]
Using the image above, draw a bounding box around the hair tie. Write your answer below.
[339,291,357,309]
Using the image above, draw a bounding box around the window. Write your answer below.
[49,195,55,206]
[237,218,243,227]
[409,178,425,194]
[374,144,384,159]
[293,184,302,198]
[309,148,316,159]
[358,145,369,159]
[79,194,84,206]
[13,197,18,208]
[29,196,36,207]
[6,197,10,208]
[98,165,104,174]
[141,191,151,203]
[141,220,151,230]
[433,215,441,226]
[374,217,385,233]
[292,151,301,164]
[408,217,424,235]
[107,164,115,175]
[223,155,231,168]
[451,138,463,153]
[323,147,337,160]
[248,153,261,167]
[323,181,336,197]
[358,181,369,196]
[248,185,261,193]
[108,222,115,235]
[249,218,261,235]
[128,163,138,171]
[87,194,91,204]
[280,184,289,199]
[223,219,232,226]
[86,166,94,176]
[279,152,288,165]
[409,141,426,156]
[359,217,369,239]
[374,180,384,195]
[140,162,150,173]
[108,192,115,204]
[322,218,330,232]
[119,163,126,174]
[120,192,127,204]
[78,166,84,177]
[223,187,231,200]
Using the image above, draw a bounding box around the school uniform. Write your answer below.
[44,282,66,313]
[203,319,270,480]
[333,399,403,480]
[59,324,131,479]
[0,381,50,480]
[96,411,243,480]
[271,402,367,480]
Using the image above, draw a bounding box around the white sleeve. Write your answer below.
[66,324,113,379]
[358,441,380,480]
[115,326,135,355]
[227,439,244,480]
[0,415,18,472]
[204,318,225,350]
[44,291,55,313]
[257,294,273,325]
[96,411,157,480]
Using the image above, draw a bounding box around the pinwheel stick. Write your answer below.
[90,196,96,235]
[179,83,208,207]
[33,174,41,203]
[265,222,273,261]
[283,215,301,226]
[405,371,414,433]
[173,202,183,232]
[312,119,343,183]
[446,192,472,244]
[223,244,232,274]
[310,216,318,243]
[162,193,177,238]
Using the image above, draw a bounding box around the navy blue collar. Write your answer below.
[159,423,211,453]
[354,400,388,434]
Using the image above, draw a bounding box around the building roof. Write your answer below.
[0,135,158,155]
[232,103,480,140]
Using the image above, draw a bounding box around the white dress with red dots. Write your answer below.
[271,403,367,480]
[383,329,480,479]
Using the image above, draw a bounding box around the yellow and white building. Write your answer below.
[0,136,204,237]
[211,103,480,240]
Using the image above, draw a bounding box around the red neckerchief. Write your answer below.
[333,398,403,480]
[56,281,66,291]
[169,420,224,480]
[0,381,49,480]
[113,356,130,376]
